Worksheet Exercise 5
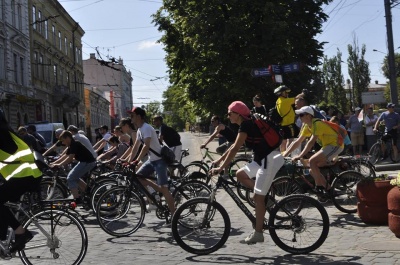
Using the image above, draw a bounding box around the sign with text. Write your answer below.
[361,91,386,104]
[282,62,300,73]
[250,68,271,77]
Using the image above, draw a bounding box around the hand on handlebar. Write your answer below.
[200,144,206,149]
[209,167,222,176]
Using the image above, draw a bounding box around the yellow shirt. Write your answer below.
[300,119,343,147]
[276,97,295,126]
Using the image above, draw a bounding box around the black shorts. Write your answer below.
[281,124,300,140]
[387,129,398,145]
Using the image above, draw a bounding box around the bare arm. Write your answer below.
[293,135,317,160]
[212,132,246,174]
[200,124,223,148]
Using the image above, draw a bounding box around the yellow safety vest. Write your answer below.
[0,132,42,181]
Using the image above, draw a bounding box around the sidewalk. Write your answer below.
[185,132,400,264]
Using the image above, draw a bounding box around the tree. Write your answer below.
[152,0,333,120]
[321,50,347,113]
[347,37,371,108]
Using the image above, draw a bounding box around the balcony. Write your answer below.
[53,85,80,109]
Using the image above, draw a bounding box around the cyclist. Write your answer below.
[0,109,42,252]
[50,131,96,203]
[283,106,344,199]
[274,85,299,152]
[153,115,182,161]
[373,103,400,161]
[128,107,175,215]
[200,115,237,155]
[210,101,284,244]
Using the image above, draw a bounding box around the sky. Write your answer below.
[59,0,400,106]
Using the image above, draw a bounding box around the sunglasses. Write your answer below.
[299,113,307,117]
[227,112,237,117]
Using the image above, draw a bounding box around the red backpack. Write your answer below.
[250,113,283,149]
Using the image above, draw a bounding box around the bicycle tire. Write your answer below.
[368,143,381,165]
[90,179,119,212]
[183,162,210,183]
[40,180,68,200]
[173,180,212,209]
[348,159,376,178]
[171,197,231,255]
[268,194,329,254]
[330,170,364,213]
[19,209,88,265]
[390,147,400,163]
[96,187,146,236]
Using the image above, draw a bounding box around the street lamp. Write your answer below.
[373,49,386,54]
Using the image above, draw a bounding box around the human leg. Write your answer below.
[67,162,96,199]
[153,159,175,213]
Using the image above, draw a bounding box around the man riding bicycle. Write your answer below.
[373,103,400,161]
[283,106,344,199]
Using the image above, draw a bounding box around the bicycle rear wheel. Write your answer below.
[349,159,376,178]
[20,209,88,265]
[183,162,210,184]
[390,147,400,163]
[40,180,68,200]
[368,143,381,165]
[331,170,364,213]
[171,198,231,255]
[268,194,329,254]
[90,179,118,212]
[96,187,145,236]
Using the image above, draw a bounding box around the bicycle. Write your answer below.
[95,166,211,236]
[369,130,400,164]
[171,173,330,255]
[0,195,88,264]
[268,158,365,213]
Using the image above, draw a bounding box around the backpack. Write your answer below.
[313,119,347,146]
[251,113,283,150]
[268,104,292,125]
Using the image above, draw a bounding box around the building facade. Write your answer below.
[0,0,36,130]
[83,53,133,129]
[29,0,85,128]
[84,87,110,143]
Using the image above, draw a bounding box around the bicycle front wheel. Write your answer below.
[96,187,146,236]
[171,198,231,255]
[19,209,88,265]
[368,143,381,164]
[268,194,329,254]
[331,170,364,213]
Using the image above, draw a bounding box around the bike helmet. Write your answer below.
[274,85,291,96]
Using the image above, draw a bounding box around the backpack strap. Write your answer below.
[140,138,161,157]
[276,103,292,119]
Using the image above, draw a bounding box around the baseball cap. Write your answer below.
[295,106,314,116]
[387,103,395,108]
[55,128,64,135]
[130,107,146,118]
[355,107,361,112]
[100,125,108,130]
[228,101,251,119]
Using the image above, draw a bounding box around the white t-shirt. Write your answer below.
[73,133,98,158]
[137,123,162,161]
[102,132,112,151]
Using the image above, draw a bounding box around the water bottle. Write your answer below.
[303,168,310,176]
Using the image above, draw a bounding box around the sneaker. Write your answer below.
[241,230,264,244]
[146,204,157,212]
[10,230,33,253]
[313,188,330,203]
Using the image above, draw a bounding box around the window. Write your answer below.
[0,0,3,20]
[44,58,50,82]
[13,53,18,83]
[66,72,70,89]
[44,20,48,39]
[17,4,22,31]
[53,64,58,85]
[60,67,63,86]
[37,11,42,33]
[78,48,81,64]
[11,0,16,27]
[33,52,38,77]
[58,31,62,50]
[32,5,36,30]
[0,46,4,79]
[20,57,24,85]
[52,25,56,46]
[65,37,68,55]
[39,54,43,80]
[70,42,73,57]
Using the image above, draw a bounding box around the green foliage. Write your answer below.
[347,38,371,108]
[153,0,333,122]
[381,53,400,79]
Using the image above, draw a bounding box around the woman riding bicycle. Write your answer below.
[0,108,42,253]
[211,101,284,244]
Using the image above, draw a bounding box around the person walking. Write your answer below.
[252,95,268,116]
[346,107,364,156]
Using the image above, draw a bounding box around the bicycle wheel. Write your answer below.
[268,194,329,254]
[19,209,88,265]
[96,187,146,236]
[368,143,381,165]
[90,179,118,212]
[173,180,211,209]
[331,170,364,213]
[171,198,231,255]
[40,180,68,200]
[183,162,210,183]
[349,159,376,178]
[390,147,400,163]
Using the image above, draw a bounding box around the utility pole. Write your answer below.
[384,0,398,104]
